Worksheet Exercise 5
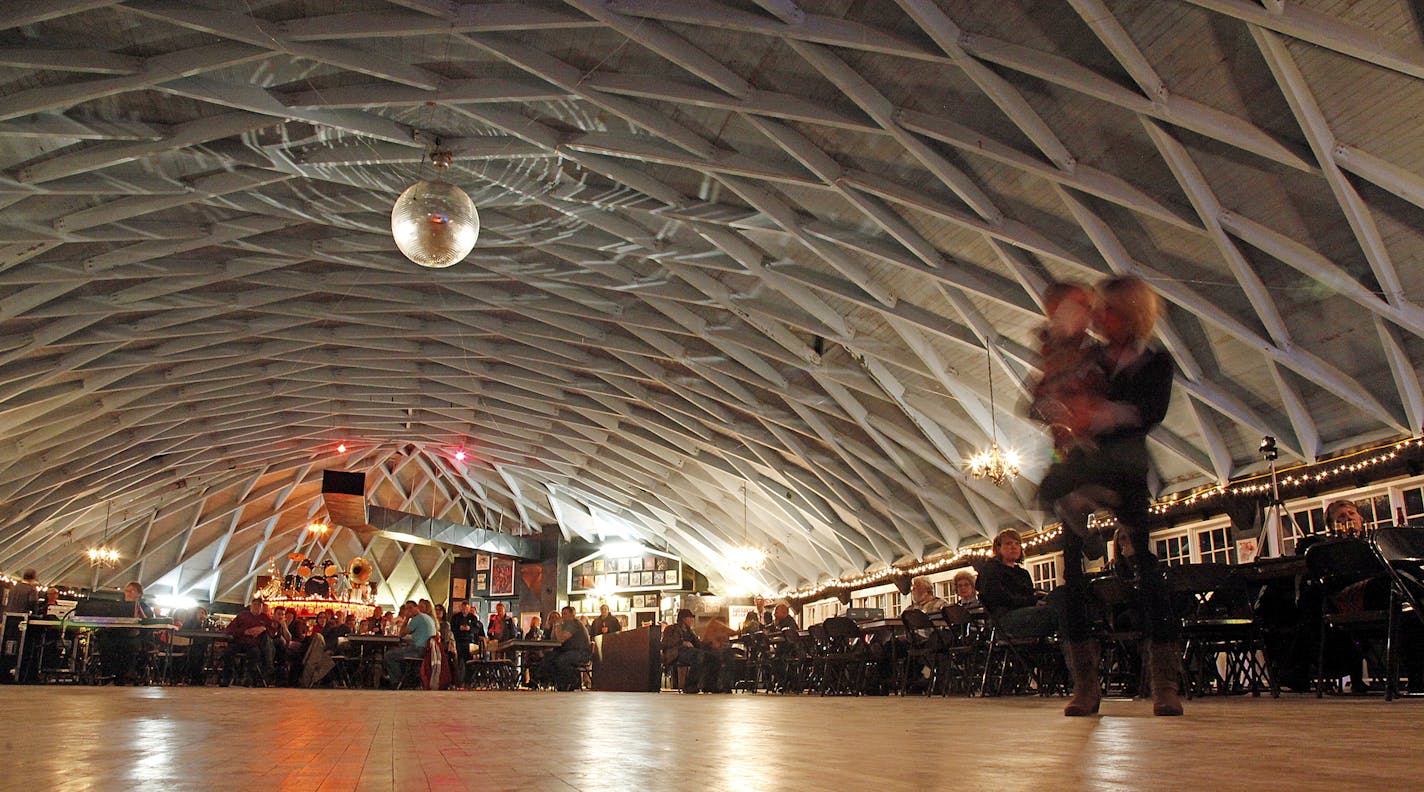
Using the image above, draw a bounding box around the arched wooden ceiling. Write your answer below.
[1,0,1422,598]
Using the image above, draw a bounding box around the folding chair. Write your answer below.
[1165,563,1276,698]
[1370,527,1424,699]
[1304,539,1395,698]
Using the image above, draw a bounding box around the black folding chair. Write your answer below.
[896,609,940,696]
[1090,575,1146,698]
[819,617,875,695]
[978,610,1063,698]
[1304,538,1396,698]
[935,604,986,696]
[1165,563,1276,698]
[1370,526,1424,699]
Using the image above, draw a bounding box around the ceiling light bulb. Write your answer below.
[337,443,347,454]
[454,448,467,462]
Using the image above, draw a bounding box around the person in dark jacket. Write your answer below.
[590,603,622,636]
[1036,276,1182,717]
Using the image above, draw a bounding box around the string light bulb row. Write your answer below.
[784,526,1063,601]
[1149,437,1423,516]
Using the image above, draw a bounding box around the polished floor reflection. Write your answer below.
[1,688,1418,791]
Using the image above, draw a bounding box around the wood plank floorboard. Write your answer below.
[0,687,1417,791]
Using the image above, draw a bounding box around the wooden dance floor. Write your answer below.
[3,687,1417,791]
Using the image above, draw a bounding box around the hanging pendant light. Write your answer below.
[391,151,479,268]
[966,349,1021,486]
[87,502,120,569]
[728,483,768,571]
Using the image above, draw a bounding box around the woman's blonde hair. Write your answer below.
[1099,276,1161,343]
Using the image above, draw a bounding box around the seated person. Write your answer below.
[769,603,799,631]
[977,529,1056,637]
[98,581,156,685]
[383,601,436,687]
[660,608,722,693]
[538,606,592,691]
[224,597,274,686]
[524,615,544,641]
[906,575,950,613]
[952,570,980,611]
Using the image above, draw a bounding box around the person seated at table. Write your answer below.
[977,528,1056,637]
[322,609,351,647]
[538,606,592,691]
[96,581,156,685]
[907,575,950,613]
[770,603,799,631]
[520,615,542,641]
[485,602,518,653]
[383,601,437,687]
[590,603,622,637]
[224,596,274,686]
[661,608,721,693]
[952,571,981,611]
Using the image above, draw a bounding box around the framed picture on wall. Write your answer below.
[452,578,468,599]
[490,557,515,597]
[640,571,653,587]
[593,559,606,573]
[642,557,655,570]
[617,572,629,587]
[653,571,665,585]
[475,572,488,592]
[475,553,490,571]
[656,558,668,571]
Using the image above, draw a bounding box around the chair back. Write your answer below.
[822,616,866,649]
[900,608,934,649]
[1372,526,1424,627]
[1164,563,1253,620]
[900,608,934,632]
[1304,537,1385,590]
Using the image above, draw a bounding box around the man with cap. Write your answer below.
[660,608,721,693]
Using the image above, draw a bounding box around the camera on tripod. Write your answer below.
[1259,435,1278,462]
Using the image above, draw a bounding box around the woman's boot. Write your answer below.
[1149,641,1184,716]
[1063,640,1102,716]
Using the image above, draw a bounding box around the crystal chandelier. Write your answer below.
[87,502,119,568]
[967,349,1021,486]
[391,151,479,268]
[729,484,768,571]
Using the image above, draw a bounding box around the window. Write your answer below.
[1028,553,1062,591]
[1196,525,1232,564]
[1154,532,1191,566]
[1401,485,1424,524]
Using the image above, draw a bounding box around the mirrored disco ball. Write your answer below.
[390,180,479,268]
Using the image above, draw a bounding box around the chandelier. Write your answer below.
[87,502,120,568]
[391,151,479,268]
[966,349,1021,486]
[728,484,768,571]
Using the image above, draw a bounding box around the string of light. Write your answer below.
[0,571,84,599]
[785,527,1063,602]
[1149,436,1423,515]
[786,435,1423,602]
